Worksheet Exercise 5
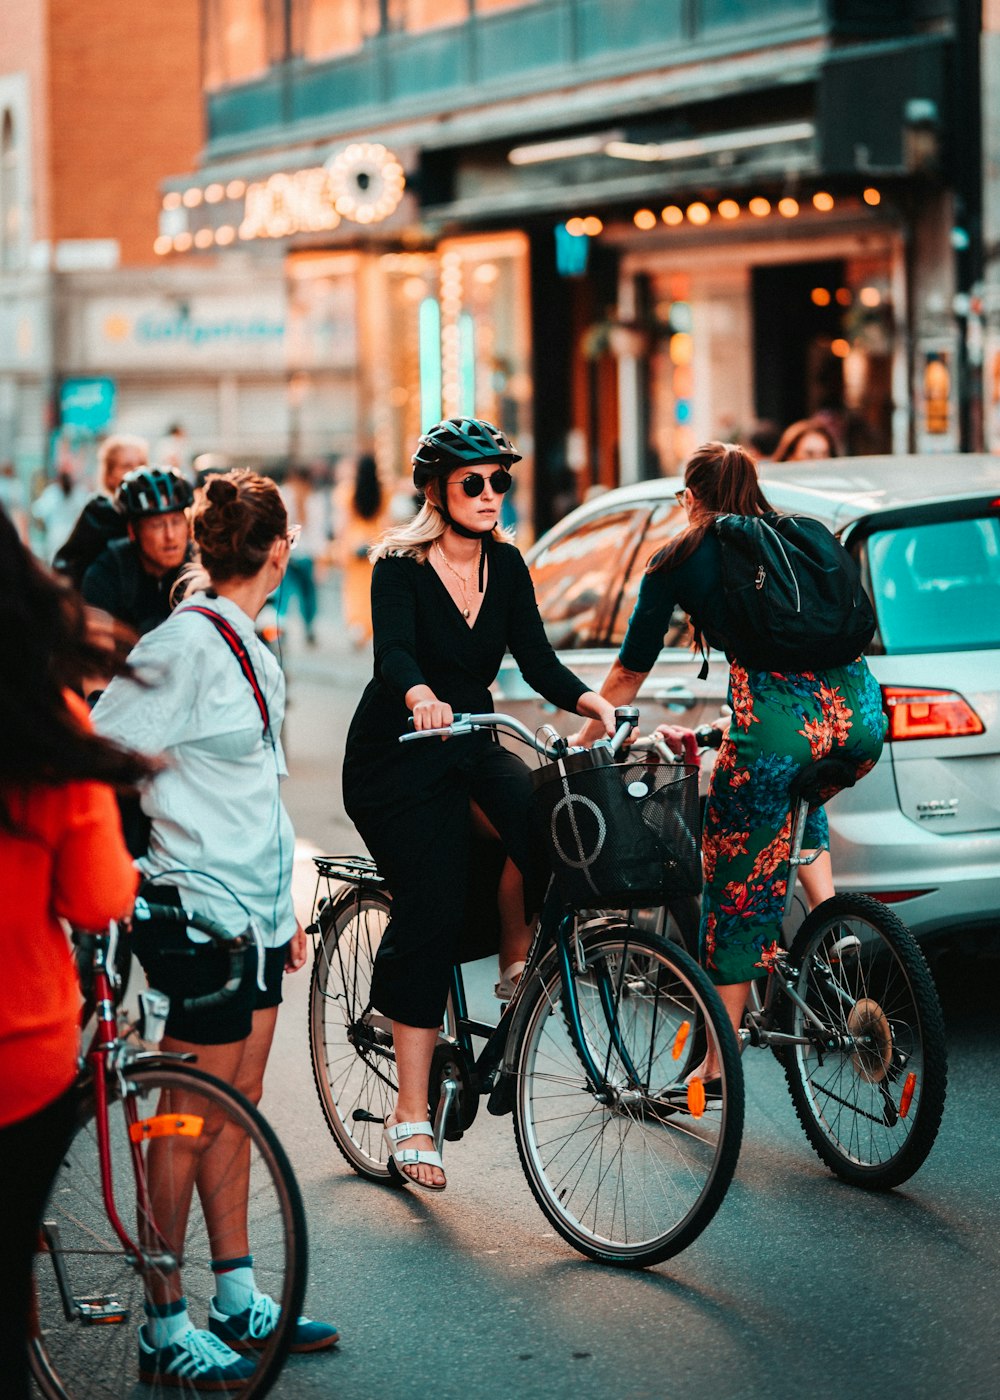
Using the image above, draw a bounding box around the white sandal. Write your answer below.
[382,1120,446,1192]
[494,961,525,1001]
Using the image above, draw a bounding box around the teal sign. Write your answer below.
[60,377,117,431]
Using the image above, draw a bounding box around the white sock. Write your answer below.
[145,1302,191,1348]
[213,1265,257,1315]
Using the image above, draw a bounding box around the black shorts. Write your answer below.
[132,885,286,1046]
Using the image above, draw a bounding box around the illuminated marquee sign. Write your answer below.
[240,145,406,239]
[158,143,407,254]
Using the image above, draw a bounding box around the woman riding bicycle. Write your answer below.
[0,507,147,1400]
[342,417,617,1190]
[94,470,337,1388]
[574,441,885,1083]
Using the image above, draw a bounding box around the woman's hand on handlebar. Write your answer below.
[406,686,454,735]
[568,692,618,746]
[652,723,702,765]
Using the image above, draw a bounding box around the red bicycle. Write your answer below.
[29,902,306,1400]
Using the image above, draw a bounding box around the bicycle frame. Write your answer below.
[428,884,653,1151]
[70,928,186,1272]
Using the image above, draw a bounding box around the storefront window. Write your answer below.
[635,240,897,472]
[372,233,532,521]
[204,0,272,88]
[474,0,535,13]
[385,0,470,32]
[292,0,381,57]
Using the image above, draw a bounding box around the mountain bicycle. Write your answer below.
[29,901,307,1400]
[307,708,745,1269]
[649,725,948,1190]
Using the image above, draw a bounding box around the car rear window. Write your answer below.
[530,507,649,649]
[608,501,693,648]
[866,514,1000,652]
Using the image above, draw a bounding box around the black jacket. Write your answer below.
[81,538,189,634]
[53,494,128,589]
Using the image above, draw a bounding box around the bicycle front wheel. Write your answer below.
[780,894,947,1189]
[30,1063,306,1400]
[309,885,398,1181]
[512,924,744,1267]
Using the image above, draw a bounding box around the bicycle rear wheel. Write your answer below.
[780,893,947,1189]
[512,924,744,1267]
[309,886,398,1181]
[30,1063,306,1400]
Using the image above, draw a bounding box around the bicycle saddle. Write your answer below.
[789,757,857,806]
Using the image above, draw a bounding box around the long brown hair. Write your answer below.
[647,440,774,575]
[0,506,158,826]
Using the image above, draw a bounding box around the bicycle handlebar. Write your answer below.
[132,899,254,1012]
[399,707,639,759]
[399,711,724,768]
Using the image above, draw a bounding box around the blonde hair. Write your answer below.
[98,434,148,491]
[369,478,513,562]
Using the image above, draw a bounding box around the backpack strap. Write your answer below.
[179,605,271,739]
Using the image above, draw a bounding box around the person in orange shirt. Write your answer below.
[0,506,150,1400]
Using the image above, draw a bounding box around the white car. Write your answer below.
[493,455,1000,954]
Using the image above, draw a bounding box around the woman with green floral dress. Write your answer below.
[573,441,885,1082]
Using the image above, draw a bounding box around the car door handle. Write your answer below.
[651,686,696,710]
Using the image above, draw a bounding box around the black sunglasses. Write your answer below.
[451,468,513,497]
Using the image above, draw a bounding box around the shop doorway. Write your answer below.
[752,257,893,454]
[752,259,844,434]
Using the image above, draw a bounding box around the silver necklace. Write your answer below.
[434,540,477,618]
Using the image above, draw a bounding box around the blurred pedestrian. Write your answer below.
[0,461,28,542]
[31,463,88,563]
[772,418,838,463]
[93,470,338,1381]
[746,419,782,463]
[0,506,148,1400]
[156,422,193,483]
[54,433,148,589]
[82,467,193,636]
[334,453,391,647]
[276,465,329,646]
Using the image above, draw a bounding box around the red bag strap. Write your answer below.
[179,606,271,738]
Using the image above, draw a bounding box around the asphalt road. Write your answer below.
[260,583,1000,1400]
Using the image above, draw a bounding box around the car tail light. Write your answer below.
[881,686,985,741]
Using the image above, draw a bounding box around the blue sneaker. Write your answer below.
[209,1294,339,1353]
[138,1323,256,1390]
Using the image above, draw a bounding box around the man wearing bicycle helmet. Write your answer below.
[82,466,194,634]
[343,418,617,1191]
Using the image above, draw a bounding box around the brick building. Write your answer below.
[0,0,289,489]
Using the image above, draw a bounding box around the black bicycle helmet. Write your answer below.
[411,417,522,491]
[116,466,194,519]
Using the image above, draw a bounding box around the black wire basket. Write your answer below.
[531,750,702,909]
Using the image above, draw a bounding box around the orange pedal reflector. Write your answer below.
[899,1072,917,1119]
[129,1114,204,1143]
[672,1020,691,1060]
[686,1078,706,1118]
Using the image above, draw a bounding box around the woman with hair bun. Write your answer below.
[94,470,337,1387]
[575,441,884,1085]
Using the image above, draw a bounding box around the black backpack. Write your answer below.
[711,512,876,674]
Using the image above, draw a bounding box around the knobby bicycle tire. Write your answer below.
[309,885,399,1182]
[30,1063,307,1400]
[779,893,947,1189]
[512,926,744,1267]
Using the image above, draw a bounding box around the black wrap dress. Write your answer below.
[342,538,589,1028]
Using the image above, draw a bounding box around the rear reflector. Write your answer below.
[881,686,985,741]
